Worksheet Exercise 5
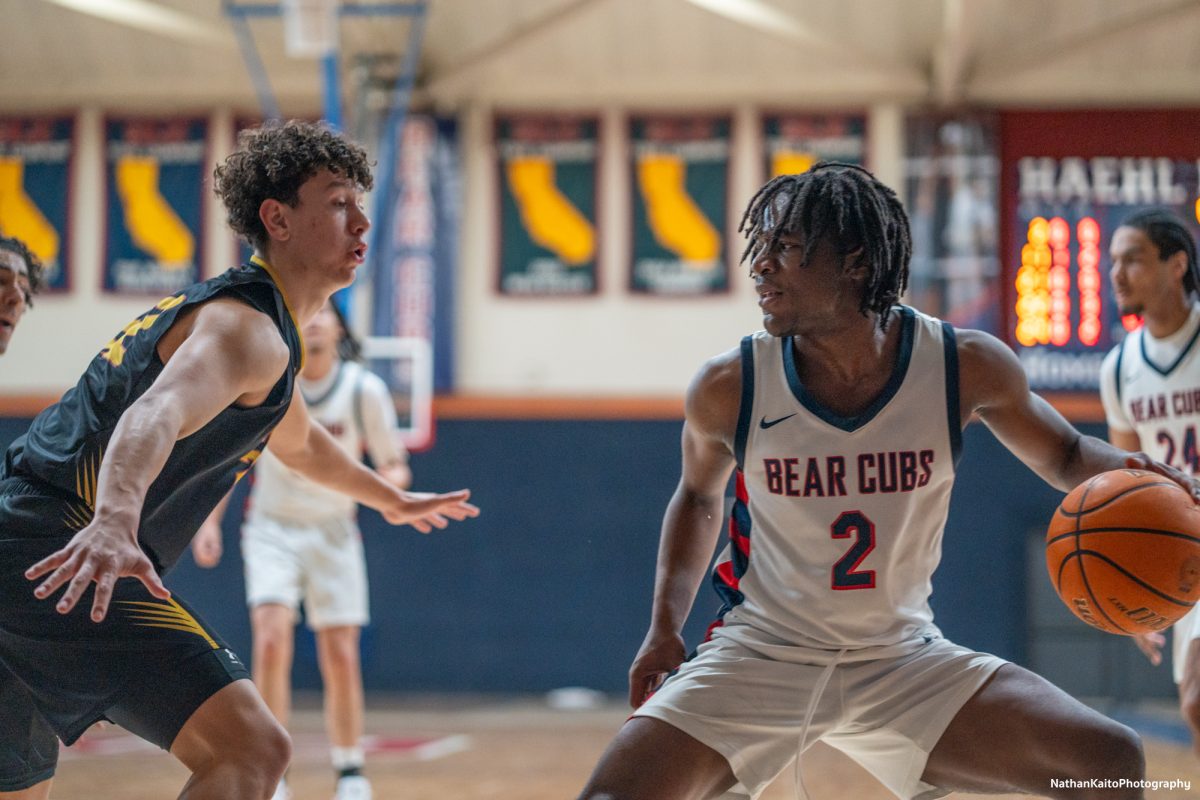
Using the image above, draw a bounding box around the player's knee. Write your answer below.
[325,636,359,671]
[1180,687,1200,731]
[241,715,291,784]
[1073,720,1144,782]
[253,630,291,665]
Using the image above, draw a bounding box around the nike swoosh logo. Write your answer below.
[759,413,797,429]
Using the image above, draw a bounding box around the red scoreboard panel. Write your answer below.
[1000,111,1200,392]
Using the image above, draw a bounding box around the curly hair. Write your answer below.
[213,120,374,253]
[0,235,44,306]
[739,162,912,329]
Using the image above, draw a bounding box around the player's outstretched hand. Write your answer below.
[1124,452,1200,503]
[380,489,480,533]
[24,521,170,622]
[1133,632,1166,666]
[628,627,686,709]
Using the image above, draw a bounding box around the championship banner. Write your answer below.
[762,112,867,178]
[104,118,206,294]
[1001,110,1200,392]
[496,114,599,296]
[630,115,730,295]
[903,114,1000,334]
[0,116,74,292]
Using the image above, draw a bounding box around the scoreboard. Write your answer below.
[1000,110,1200,392]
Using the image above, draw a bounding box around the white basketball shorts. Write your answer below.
[1172,605,1200,684]
[633,626,1006,800]
[241,512,369,629]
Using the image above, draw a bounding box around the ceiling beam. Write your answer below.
[39,0,233,47]
[973,0,1200,83]
[684,0,924,87]
[425,0,612,96]
[930,0,975,106]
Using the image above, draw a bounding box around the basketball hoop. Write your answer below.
[282,0,339,58]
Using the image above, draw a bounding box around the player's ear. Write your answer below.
[1169,249,1189,285]
[843,246,868,279]
[259,199,290,242]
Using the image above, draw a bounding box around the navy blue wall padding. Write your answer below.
[1,416,1169,697]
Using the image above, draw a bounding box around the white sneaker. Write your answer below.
[270,779,291,800]
[334,775,372,800]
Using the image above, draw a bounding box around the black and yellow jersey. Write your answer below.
[2,256,304,573]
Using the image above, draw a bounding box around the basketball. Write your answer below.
[1046,469,1200,635]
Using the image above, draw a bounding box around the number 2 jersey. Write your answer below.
[1,257,303,574]
[711,306,962,657]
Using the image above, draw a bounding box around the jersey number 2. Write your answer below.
[831,510,876,590]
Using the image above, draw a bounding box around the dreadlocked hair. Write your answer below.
[738,162,911,328]
[1120,208,1200,297]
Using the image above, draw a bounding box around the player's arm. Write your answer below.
[360,372,411,489]
[26,299,290,621]
[958,328,1199,496]
[629,348,740,708]
[266,388,474,531]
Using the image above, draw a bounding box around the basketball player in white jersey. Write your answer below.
[194,300,408,800]
[578,164,1199,800]
[1099,208,1200,759]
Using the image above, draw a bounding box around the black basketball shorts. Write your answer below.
[0,477,250,791]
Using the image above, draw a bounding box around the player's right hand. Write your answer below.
[191,520,223,568]
[379,488,480,533]
[628,628,686,709]
[24,519,170,623]
[1133,631,1165,665]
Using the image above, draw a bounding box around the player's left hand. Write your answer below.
[380,488,480,533]
[24,519,170,622]
[1124,452,1200,503]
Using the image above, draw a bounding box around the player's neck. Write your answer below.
[1143,296,1195,340]
[255,249,349,325]
[791,309,893,384]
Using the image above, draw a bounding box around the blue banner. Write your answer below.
[371,114,459,395]
[0,116,74,292]
[104,118,206,294]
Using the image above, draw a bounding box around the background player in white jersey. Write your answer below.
[194,299,408,800]
[578,163,1199,800]
[1099,208,1200,759]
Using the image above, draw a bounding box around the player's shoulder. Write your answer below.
[191,296,290,369]
[685,343,745,435]
[947,326,1029,405]
[350,363,392,398]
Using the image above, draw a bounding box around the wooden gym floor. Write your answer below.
[49,695,1200,799]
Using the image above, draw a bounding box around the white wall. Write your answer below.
[455,102,906,396]
[1,103,905,399]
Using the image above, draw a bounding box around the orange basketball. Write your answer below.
[1046,468,1200,636]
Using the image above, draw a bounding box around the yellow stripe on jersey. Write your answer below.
[114,598,219,649]
[61,501,93,532]
[74,446,102,509]
[250,255,306,373]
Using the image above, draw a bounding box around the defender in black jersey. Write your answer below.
[0,121,478,799]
